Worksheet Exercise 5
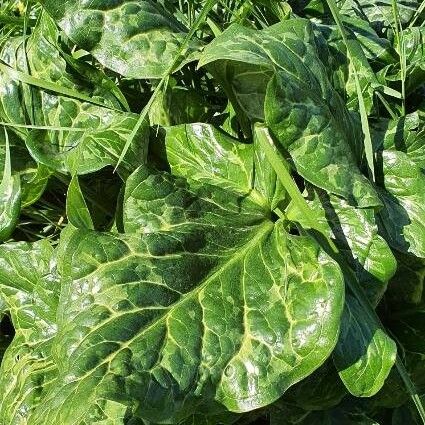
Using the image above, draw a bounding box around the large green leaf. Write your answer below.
[374,112,425,170]
[199,19,380,208]
[0,239,59,425]
[39,0,199,79]
[402,27,425,94]
[29,158,343,423]
[160,123,283,209]
[372,113,425,258]
[286,186,397,397]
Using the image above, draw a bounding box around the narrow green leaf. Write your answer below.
[0,128,20,241]
[391,0,407,115]
[0,62,119,111]
[66,175,94,230]
[325,0,376,181]
[409,0,425,27]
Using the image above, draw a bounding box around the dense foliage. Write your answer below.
[0,0,424,423]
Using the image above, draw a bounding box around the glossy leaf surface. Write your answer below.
[199,20,380,208]
[40,0,199,79]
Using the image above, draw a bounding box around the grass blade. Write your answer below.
[325,0,376,182]
[396,356,425,423]
[409,0,425,27]
[0,62,121,111]
[0,122,87,131]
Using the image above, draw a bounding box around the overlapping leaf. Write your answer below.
[287,186,396,304]
[0,240,59,424]
[161,123,284,209]
[286,186,397,397]
[199,19,380,208]
[0,13,148,176]
[376,147,425,258]
[40,0,200,79]
[0,128,50,208]
[374,112,425,169]
[333,292,396,397]
[27,132,344,424]
[317,20,394,113]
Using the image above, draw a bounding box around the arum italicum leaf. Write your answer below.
[333,291,397,397]
[373,112,425,169]
[25,104,148,176]
[377,149,425,258]
[0,239,59,424]
[39,0,201,79]
[338,0,419,27]
[0,228,129,425]
[27,132,344,424]
[0,128,51,208]
[286,186,397,304]
[66,175,94,230]
[160,123,283,208]
[198,19,381,208]
[254,125,397,399]
[0,12,148,176]
[0,128,20,241]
